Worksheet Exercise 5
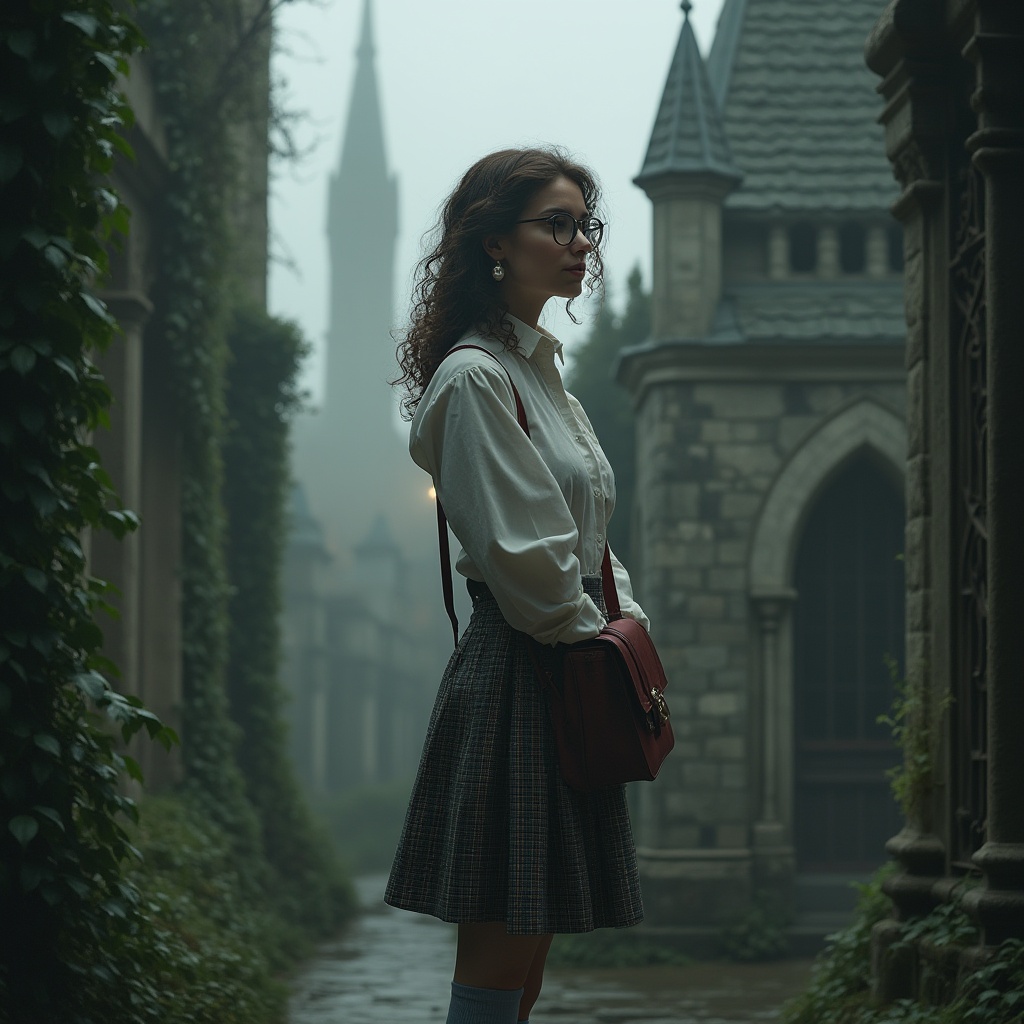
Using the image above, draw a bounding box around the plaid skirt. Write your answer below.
[384,576,643,935]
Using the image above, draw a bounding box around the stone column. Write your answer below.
[751,591,796,892]
[867,224,889,278]
[817,224,839,278]
[91,291,151,698]
[768,223,788,280]
[960,3,1024,946]
[865,9,950,991]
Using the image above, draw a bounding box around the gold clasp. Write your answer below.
[651,687,670,725]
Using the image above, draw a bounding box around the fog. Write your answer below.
[268,0,725,406]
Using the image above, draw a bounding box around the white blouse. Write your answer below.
[409,314,650,647]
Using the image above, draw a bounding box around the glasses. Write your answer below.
[516,213,604,248]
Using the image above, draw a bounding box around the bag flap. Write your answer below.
[599,619,669,711]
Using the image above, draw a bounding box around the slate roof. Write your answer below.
[706,0,897,212]
[636,2,741,187]
[725,282,906,345]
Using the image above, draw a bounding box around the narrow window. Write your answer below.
[839,223,867,273]
[788,223,816,273]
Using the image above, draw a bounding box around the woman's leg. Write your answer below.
[518,934,554,1022]
[453,922,550,990]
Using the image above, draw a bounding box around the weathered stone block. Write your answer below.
[683,762,720,788]
[906,453,929,519]
[721,763,746,789]
[700,420,731,443]
[693,384,785,419]
[714,444,781,478]
[698,691,739,716]
[721,493,762,518]
[805,385,846,414]
[906,588,930,633]
[686,646,729,671]
[670,482,702,518]
[708,567,747,592]
[688,594,726,619]
[716,541,747,565]
[732,422,762,443]
[706,736,745,759]
[698,622,748,646]
[904,515,930,590]
[712,669,748,690]
[777,415,819,452]
[717,824,749,848]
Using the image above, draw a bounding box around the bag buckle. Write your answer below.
[651,687,670,725]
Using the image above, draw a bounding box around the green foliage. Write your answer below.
[565,265,650,562]
[719,889,793,962]
[222,304,354,934]
[877,656,948,817]
[0,2,182,1018]
[315,780,415,873]
[783,870,1024,1024]
[782,864,898,1024]
[116,793,289,1024]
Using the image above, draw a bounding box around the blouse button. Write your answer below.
[593,487,602,499]
[596,533,604,544]
[574,434,584,443]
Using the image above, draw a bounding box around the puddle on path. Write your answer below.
[289,877,814,1024]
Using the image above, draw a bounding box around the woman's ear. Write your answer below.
[482,235,506,262]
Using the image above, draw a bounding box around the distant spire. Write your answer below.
[635,0,741,187]
[357,0,374,61]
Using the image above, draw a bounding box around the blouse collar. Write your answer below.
[506,314,565,365]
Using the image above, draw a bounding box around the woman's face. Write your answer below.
[484,175,595,326]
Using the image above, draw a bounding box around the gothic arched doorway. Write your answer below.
[792,452,904,873]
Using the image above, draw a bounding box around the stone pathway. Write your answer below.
[289,877,815,1024]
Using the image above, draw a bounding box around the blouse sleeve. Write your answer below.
[411,364,605,646]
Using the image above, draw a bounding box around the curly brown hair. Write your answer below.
[394,146,604,418]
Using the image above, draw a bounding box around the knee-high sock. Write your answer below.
[445,982,524,1024]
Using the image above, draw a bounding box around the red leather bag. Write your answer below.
[434,344,674,793]
[539,546,674,792]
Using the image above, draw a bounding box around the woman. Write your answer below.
[386,147,649,1024]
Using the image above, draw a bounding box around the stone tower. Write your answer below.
[621,0,907,948]
[294,0,430,568]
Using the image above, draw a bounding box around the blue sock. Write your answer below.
[445,981,524,1024]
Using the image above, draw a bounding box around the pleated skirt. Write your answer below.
[384,576,643,935]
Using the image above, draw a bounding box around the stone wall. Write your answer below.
[632,361,905,929]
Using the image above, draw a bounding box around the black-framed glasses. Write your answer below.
[516,213,604,247]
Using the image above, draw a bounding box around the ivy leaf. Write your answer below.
[9,346,36,375]
[75,670,108,701]
[8,815,39,847]
[23,568,48,592]
[42,111,73,139]
[34,733,60,757]
[61,11,100,37]
[6,31,36,59]
[81,291,113,324]
[0,143,22,183]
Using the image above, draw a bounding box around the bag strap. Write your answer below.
[433,343,622,644]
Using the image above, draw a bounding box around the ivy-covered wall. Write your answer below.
[1,1,353,1020]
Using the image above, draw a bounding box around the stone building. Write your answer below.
[864,0,1024,998]
[620,0,908,944]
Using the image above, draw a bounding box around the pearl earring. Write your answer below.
[491,261,505,281]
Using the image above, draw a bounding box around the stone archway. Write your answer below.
[746,397,906,882]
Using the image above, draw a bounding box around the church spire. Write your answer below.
[635,0,741,188]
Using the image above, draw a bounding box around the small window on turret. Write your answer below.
[839,223,867,273]
[888,224,904,273]
[789,223,816,273]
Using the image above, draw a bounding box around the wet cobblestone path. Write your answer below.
[289,878,815,1024]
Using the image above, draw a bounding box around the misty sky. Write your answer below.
[268,0,726,405]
